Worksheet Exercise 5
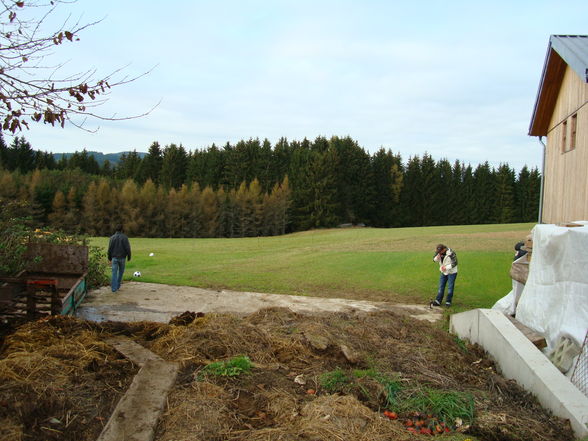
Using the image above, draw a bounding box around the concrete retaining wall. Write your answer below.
[450,309,588,439]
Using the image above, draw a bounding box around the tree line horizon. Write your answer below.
[0,134,541,237]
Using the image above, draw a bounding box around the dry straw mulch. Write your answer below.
[145,307,573,441]
[0,316,137,441]
[0,308,575,441]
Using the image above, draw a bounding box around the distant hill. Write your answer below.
[52,151,147,165]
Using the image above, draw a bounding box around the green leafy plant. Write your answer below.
[200,355,252,378]
[320,368,351,393]
[87,245,109,289]
[453,335,468,353]
[0,199,31,276]
[352,368,402,408]
[398,387,475,425]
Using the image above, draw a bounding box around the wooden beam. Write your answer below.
[507,315,547,349]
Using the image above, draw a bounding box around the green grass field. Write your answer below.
[93,223,535,311]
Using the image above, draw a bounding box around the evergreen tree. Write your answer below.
[433,158,454,225]
[117,150,142,181]
[295,149,339,230]
[9,136,36,173]
[288,139,313,230]
[159,143,188,189]
[203,144,226,189]
[0,132,8,169]
[528,167,542,223]
[102,160,114,177]
[187,150,206,187]
[460,165,476,225]
[515,165,541,223]
[370,148,395,227]
[56,155,69,170]
[67,149,101,175]
[493,164,515,223]
[418,153,437,226]
[223,138,264,189]
[400,155,422,227]
[137,142,163,184]
[34,151,56,170]
[330,136,374,225]
[450,161,467,225]
[272,137,292,185]
[472,162,496,224]
[258,138,274,192]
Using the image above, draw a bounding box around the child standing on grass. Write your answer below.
[432,244,458,307]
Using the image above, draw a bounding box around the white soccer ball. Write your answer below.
[149,252,154,257]
[133,271,142,277]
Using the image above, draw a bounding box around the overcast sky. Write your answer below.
[11,0,588,170]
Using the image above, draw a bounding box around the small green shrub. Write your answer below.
[87,245,109,289]
[200,355,252,378]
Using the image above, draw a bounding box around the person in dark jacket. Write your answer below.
[107,224,132,292]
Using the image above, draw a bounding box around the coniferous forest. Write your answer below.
[0,134,541,238]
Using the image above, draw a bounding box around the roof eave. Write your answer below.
[529,35,588,137]
[528,47,567,137]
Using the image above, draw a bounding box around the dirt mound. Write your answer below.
[0,308,574,441]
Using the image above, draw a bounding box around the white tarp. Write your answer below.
[493,276,525,316]
[515,222,588,350]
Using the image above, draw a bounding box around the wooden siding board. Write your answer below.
[543,66,588,223]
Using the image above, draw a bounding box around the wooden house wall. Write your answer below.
[543,65,588,223]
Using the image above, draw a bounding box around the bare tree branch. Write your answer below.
[0,0,155,134]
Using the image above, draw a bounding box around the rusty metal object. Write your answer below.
[0,243,89,322]
[25,243,88,274]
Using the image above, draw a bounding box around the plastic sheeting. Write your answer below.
[515,222,588,350]
[493,277,525,316]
